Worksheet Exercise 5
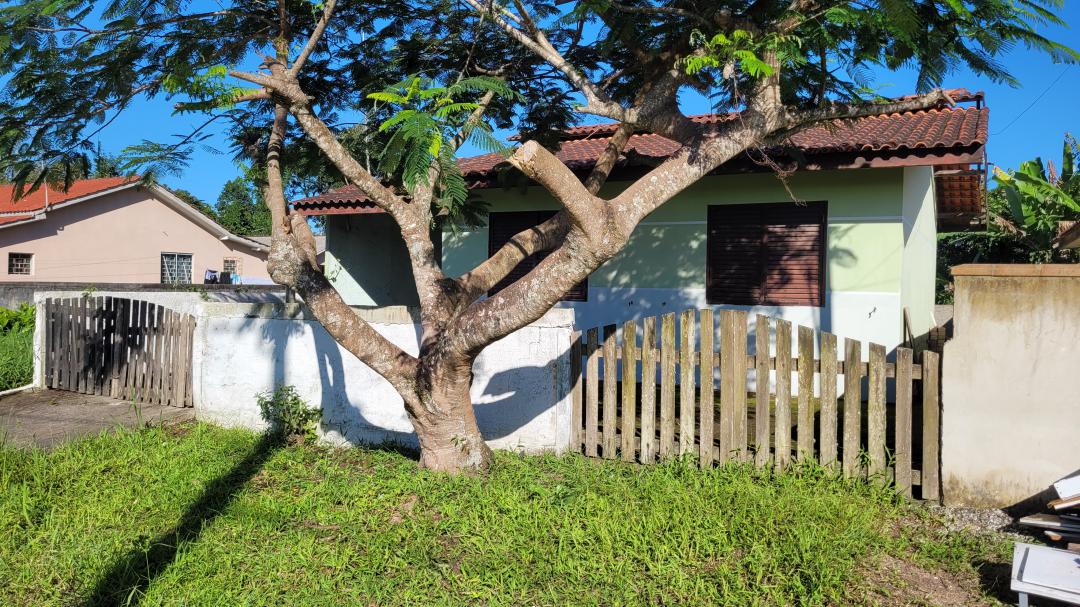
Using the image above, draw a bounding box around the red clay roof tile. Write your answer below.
[0,176,138,214]
[293,95,988,213]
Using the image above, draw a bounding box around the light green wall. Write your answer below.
[442,169,907,294]
[900,166,939,343]
[325,213,419,306]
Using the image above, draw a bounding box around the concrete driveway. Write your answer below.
[0,389,193,449]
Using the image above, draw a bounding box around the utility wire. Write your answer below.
[991,66,1072,136]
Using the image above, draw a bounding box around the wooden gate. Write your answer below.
[43,297,195,407]
[571,309,943,501]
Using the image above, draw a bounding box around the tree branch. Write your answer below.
[583,122,634,195]
[506,140,602,227]
[289,0,337,76]
[456,212,569,298]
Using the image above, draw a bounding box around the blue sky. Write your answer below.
[93,5,1080,205]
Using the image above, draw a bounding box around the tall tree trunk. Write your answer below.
[408,352,493,471]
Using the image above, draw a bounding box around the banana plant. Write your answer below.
[991,134,1080,262]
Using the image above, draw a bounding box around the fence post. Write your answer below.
[731,311,748,460]
[621,320,638,462]
[774,319,792,469]
[754,315,771,467]
[679,310,697,457]
[640,317,657,463]
[921,351,941,502]
[602,325,618,459]
[797,325,815,460]
[699,310,715,468]
[570,331,583,454]
[819,332,838,468]
[585,328,599,457]
[659,313,677,460]
[868,343,887,479]
[894,347,914,497]
[842,338,863,477]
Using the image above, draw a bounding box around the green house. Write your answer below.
[294,91,987,352]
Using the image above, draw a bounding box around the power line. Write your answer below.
[991,66,1072,136]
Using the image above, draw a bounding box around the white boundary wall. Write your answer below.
[192,304,575,453]
[32,294,576,453]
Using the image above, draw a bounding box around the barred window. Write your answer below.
[160,253,193,284]
[7,253,32,275]
[223,257,241,275]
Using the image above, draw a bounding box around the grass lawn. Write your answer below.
[1,423,1012,606]
[0,329,32,391]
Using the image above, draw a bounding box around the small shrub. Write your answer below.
[256,385,321,439]
[0,303,35,334]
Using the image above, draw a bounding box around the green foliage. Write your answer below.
[936,231,1030,303]
[369,75,518,225]
[256,385,321,440]
[215,177,271,236]
[0,424,1009,605]
[0,330,32,391]
[0,303,34,335]
[990,134,1080,262]
[170,188,220,223]
[683,29,804,78]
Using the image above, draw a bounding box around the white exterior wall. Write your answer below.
[900,166,939,346]
[193,304,575,453]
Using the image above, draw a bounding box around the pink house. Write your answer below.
[0,177,272,284]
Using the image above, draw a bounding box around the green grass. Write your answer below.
[0,423,1008,606]
[0,330,32,391]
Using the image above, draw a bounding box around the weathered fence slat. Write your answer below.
[621,320,637,462]
[868,343,887,478]
[774,319,792,469]
[819,332,838,468]
[679,310,697,456]
[754,315,771,467]
[731,311,748,461]
[921,351,941,501]
[698,309,715,468]
[585,328,599,458]
[570,331,583,453]
[602,324,618,459]
[569,308,943,503]
[659,313,676,460]
[797,325,814,460]
[640,317,657,463]
[894,347,914,497]
[842,338,862,477]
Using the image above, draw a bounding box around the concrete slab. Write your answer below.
[0,389,193,449]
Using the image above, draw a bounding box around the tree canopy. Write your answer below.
[1,0,1074,471]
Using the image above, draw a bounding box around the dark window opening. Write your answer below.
[706,202,826,307]
[487,210,588,301]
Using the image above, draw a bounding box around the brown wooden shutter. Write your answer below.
[762,202,826,306]
[488,211,588,301]
[707,202,826,307]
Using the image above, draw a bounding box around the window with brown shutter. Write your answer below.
[707,202,826,307]
[487,210,588,301]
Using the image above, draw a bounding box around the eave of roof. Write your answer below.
[293,90,988,215]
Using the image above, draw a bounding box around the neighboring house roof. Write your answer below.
[246,235,327,256]
[293,90,988,216]
[0,176,137,214]
[0,177,268,253]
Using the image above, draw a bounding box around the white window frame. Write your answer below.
[7,252,33,276]
[160,252,194,284]
[222,257,241,275]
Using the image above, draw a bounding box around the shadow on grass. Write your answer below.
[82,432,284,606]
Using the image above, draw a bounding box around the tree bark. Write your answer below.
[408,352,494,471]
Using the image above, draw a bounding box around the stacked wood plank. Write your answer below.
[42,297,195,407]
[1020,473,1080,553]
[570,309,943,500]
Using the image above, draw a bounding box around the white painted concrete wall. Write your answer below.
[900,166,939,347]
[193,304,575,454]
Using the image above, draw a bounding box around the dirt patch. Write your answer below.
[848,554,997,606]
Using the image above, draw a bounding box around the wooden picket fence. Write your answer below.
[570,309,941,500]
[43,297,196,407]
